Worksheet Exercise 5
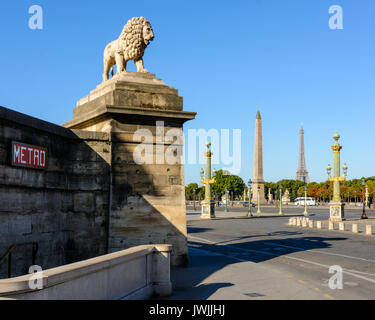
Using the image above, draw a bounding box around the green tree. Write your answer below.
[185,183,199,200]
[211,170,245,200]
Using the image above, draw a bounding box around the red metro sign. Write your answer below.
[12,141,47,169]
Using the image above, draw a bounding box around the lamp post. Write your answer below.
[279,183,283,215]
[193,188,196,211]
[361,178,368,219]
[365,184,369,209]
[200,141,216,219]
[326,133,348,222]
[274,191,278,208]
[346,191,350,205]
[303,185,309,216]
[354,190,357,206]
[224,187,229,213]
[247,179,253,217]
[257,186,261,214]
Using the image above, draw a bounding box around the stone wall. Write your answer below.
[0,244,172,300]
[0,73,195,277]
[63,72,195,267]
[0,106,111,278]
[108,119,188,267]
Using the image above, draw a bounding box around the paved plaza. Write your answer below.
[162,205,375,300]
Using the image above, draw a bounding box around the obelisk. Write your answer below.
[252,110,267,204]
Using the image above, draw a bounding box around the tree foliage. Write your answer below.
[186,176,375,203]
[211,170,246,200]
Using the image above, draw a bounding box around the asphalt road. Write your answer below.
[166,206,375,300]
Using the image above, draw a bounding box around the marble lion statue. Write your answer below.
[102,17,154,81]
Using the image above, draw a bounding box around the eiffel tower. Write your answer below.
[296,126,310,183]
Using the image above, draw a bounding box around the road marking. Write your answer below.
[315,288,321,292]
[324,293,334,300]
[188,235,375,285]
[206,236,375,264]
[189,235,216,244]
[265,242,375,264]
[344,282,358,287]
[189,246,251,264]
[298,280,306,284]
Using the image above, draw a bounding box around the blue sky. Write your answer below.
[1,1,375,185]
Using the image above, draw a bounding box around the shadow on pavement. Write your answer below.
[188,227,214,234]
[165,233,347,299]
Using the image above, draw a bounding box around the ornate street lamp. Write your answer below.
[200,141,216,219]
[279,182,283,215]
[326,133,348,222]
[247,179,253,217]
[224,187,229,213]
[361,178,368,219]
[304,185,309,216]
[193,188,196,211]
[257,186,261,214]
[365,184,369,208]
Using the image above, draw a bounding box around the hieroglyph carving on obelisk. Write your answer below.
[252,110,267,204]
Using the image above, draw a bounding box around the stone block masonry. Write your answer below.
[0,72,195,278]
[0,106,110,278]
[63,72,196,267]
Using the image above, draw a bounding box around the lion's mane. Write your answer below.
[118,16,151,61]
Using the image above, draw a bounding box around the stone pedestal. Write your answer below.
[251,182,267,205]
[329,201,345,222]
[200,200,215,219]
[63,72,196,267]
[282,189,291,205]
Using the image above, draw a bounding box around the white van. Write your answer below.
[294,197,316,206]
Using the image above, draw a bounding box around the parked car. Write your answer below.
[242,201,256,208]
[294,197,316,206]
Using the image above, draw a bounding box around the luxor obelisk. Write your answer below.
[252,110,267,204]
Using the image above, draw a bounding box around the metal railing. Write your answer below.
[0,242,38,278]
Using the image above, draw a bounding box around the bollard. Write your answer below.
[352,224,358,233]
[288,218,292,225]
[302,219,307,227]
[309,220,314,228]
[339,222,345,231]
[296,218,301,226]
[316,221,322,229]
[366,225,373,236]
[329,221,334,230]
